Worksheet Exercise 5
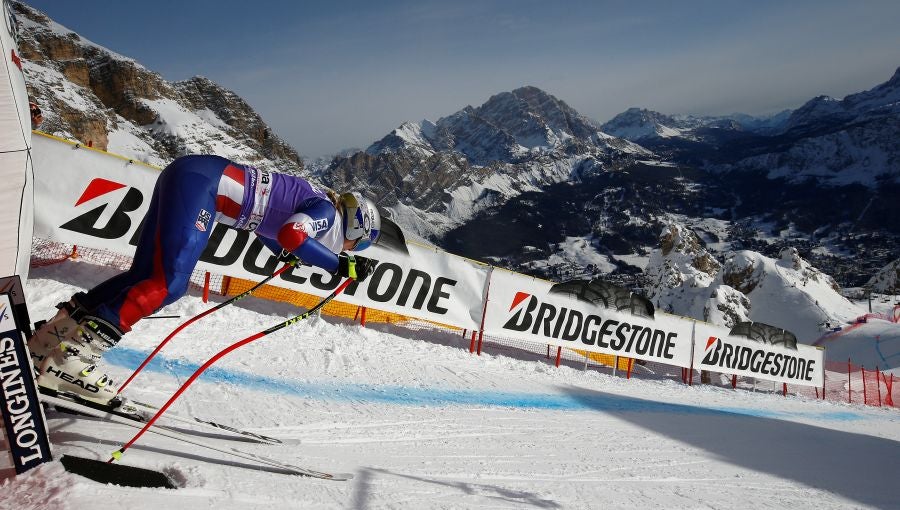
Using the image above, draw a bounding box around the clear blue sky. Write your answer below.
[21,0,900,158]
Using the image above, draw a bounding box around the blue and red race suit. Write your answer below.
[80,155,344,332]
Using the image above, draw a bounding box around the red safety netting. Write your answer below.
[30,237,227,296]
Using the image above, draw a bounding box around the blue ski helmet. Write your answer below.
[340,192,381,251]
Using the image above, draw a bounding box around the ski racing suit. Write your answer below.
[78,154,343,333]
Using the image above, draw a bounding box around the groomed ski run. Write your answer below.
[5,256,898,509]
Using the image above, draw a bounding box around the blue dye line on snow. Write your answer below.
[106,347,864,422]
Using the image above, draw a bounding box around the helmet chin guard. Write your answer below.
[340,192,381,251]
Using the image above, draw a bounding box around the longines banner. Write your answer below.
[693,322,825,387]
[483,269,695,367]
[30,134,488,330]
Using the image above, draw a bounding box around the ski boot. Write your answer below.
[35,312,128,409]
[27,292,91,372]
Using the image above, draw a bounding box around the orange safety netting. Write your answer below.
[221,275,412,325]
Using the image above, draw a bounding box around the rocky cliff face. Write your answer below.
[14,2,303,173]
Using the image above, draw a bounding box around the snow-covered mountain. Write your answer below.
[782,68,900,132]
[320,86,652,241]
[600,107,790,142]
[603,68,900,188]
[367,87,636,164]
[14,2,303,173]
[601,108,697,141]
[462,70,898,290]
[719,67,900,187]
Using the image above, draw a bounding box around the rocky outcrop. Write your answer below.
[866,258,899,294]
[645,223,736,322]
[15,2,302,173]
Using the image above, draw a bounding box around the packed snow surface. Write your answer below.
[3,260,899,509]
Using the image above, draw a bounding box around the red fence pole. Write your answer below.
[876,365,882,407]
[686,325,696,386]
[862,366,867,405]
[202,272,210,303]
[731,374,737,389]
[891,374,896,407]
[360,307,367,327]
[469,331,476,353]
[474,276,491,357]
[554,346,562,367]
[627,358,634,379]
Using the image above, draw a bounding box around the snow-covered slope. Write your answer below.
[6,256,900,509]
[815,300,900,375]
[720,248,861,343]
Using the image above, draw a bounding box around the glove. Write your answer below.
[336,252,376,282]
[277,249,300,265]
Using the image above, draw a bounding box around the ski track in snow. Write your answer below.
[2,263,899,509]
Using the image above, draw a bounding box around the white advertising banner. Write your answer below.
[0,0,34,281]
[693,322,825,387]
[31,134,488,329]
[483,269,695,367]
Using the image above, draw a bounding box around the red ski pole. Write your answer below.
[109,278,353,463]
[117,261,296,394]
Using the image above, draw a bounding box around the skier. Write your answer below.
[28,154,380,408]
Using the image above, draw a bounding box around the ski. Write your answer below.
[40,393,353,481]
[40,388,285,445]
[127,398,286,445]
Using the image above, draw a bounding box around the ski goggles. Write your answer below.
[350,229,379,251]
